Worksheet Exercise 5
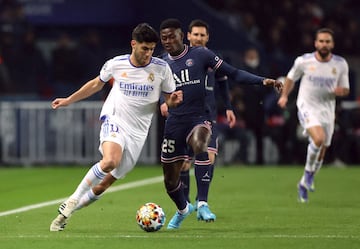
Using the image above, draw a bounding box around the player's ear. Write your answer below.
[131,40,137,49]
[187,32,191,41]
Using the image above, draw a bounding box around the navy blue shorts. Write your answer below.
[160,115,211,164]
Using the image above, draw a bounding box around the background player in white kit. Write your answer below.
[49,23,183,231]
[277,28,350,203]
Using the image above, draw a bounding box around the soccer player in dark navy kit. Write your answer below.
[160,19,236,220]
[159,18,283,229]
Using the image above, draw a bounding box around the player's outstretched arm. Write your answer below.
[51,77,105,109]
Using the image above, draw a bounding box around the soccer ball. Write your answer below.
[136,202,166,232]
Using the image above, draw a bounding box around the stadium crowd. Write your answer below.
[0,0,359,164]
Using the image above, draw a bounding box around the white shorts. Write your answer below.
[297,106,334,146]
[98,117,147,179]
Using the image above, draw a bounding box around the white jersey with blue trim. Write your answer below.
[287,52,349,119]
[99,54,175,138]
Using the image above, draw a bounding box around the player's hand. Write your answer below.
[334,87,349,97]
[226,109,236,128]
[168,90,183,107]
[51,98,70,109]
[263,79,283,93]
[160,102,169,117]
[277,96,288,109]
[171,90,183,103]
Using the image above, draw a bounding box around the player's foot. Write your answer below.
[297,183,308,203]
[49,198,78,231]
[58,198,78,218]
[167,203,194,229]
[50,214,67,231]
[197,203,216,222]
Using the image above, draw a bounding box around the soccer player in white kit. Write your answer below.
[49,23,183,231]
[278,28,350,203]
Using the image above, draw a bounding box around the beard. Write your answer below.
[317,48,331,59]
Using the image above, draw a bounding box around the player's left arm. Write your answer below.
[216,60,283,92]
[334,62,350,97]
[216,77,236,128]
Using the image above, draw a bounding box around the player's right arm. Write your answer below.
[277,56,303,109]
[51,76,105,109]
[277,77,295,109]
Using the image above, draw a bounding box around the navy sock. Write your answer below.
[194,152,211,202]
[180,170,190,202]
[167,181,187,210]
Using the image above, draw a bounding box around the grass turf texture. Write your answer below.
[0,165,359,249]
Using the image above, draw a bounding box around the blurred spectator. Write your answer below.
[239,46,269,164]
[50,32,82,97]
[217,85,251,164]
[16,28,49,98]
[78,29,109,100]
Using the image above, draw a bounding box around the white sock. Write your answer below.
[69,162,107,200]
[75,189,102,210]
[314,160,323,174]
[305,142,321,172]
[178,203,190,214]
[197,201,207,209]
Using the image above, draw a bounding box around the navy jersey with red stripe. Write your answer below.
[161,45,264,118]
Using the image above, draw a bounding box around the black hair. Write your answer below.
[188,19,209,34]
[159,18,182,30]
[132,23,159,43]
[316,28,334,39]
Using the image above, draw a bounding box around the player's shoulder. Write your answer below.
[331,54,347,63]
[299,52,314,60]
[150,57,168,67]
[190,46,211,54]
[111,54,130,62]
[104,54,130,66]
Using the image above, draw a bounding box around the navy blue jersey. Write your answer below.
[161,45,264,118]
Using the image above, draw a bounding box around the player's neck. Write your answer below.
[171,44,186,56]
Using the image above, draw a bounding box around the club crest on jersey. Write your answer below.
[121,72,128,78]
[332,68,337,75]
[185,59,194,67]
[148,72,155,82]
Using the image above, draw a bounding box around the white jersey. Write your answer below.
[99,55,175,138]
[287,52,349,122]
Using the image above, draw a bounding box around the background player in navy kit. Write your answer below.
[160,19,236,215]
[159,18,283,229]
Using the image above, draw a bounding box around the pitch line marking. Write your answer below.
[0,175,164,217]
[0,234,359,240]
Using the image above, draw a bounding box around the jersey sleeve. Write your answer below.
[99,58,114,83]
[339,59,350,89]
[287,56,304,82]
[203,48,264,85]
[217,80,232,110]
[161,63,176,93]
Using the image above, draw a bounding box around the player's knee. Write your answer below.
[100,158,118,172]
[312,136,325,148]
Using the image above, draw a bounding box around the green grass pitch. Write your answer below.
[0,165,359,249]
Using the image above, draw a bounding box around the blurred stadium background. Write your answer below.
[0,0,359,166]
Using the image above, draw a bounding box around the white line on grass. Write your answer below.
[0,175,164,217]
[0,234,359,240]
